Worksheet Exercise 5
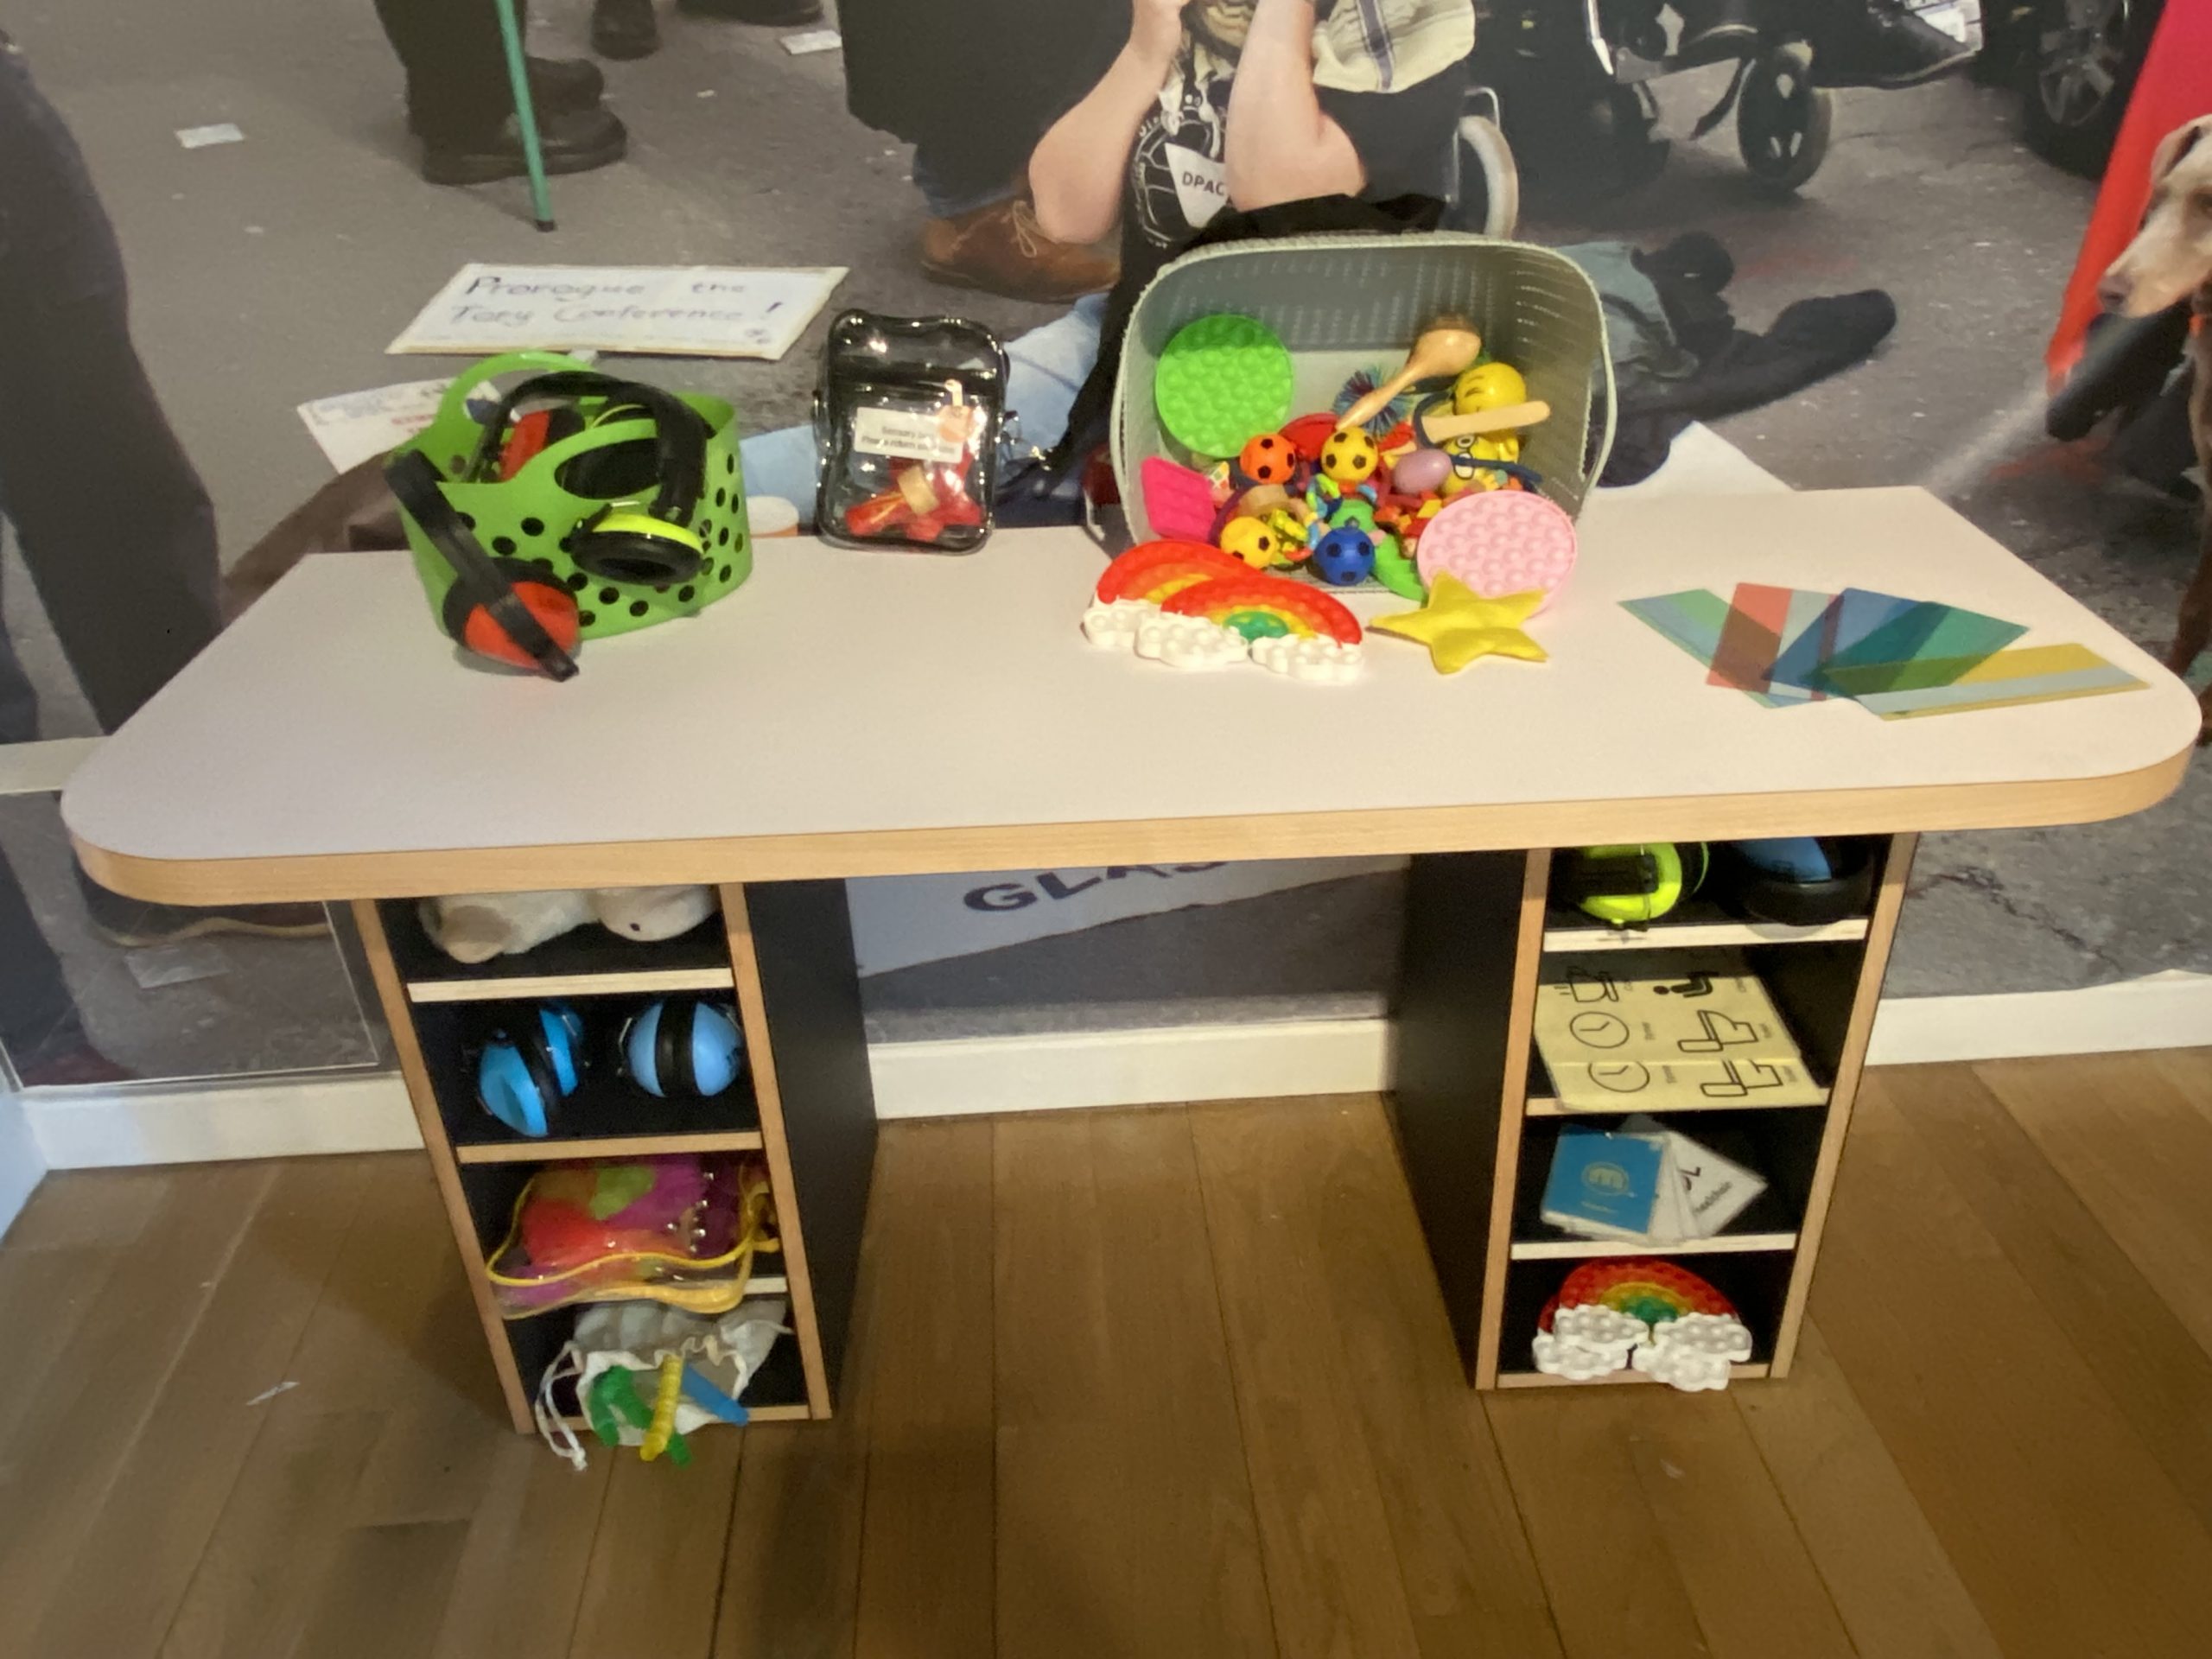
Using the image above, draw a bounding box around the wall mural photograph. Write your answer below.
[7,4,2212,1650]
[1,0,2206,1070]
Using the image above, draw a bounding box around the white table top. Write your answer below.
[63,488,2200,903]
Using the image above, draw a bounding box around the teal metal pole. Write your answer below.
[491,0,555,231]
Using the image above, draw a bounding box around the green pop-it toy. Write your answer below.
[1152,314,1294,461]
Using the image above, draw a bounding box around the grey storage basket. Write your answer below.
[1112,233,1615,542]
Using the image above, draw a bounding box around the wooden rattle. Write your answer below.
[1336,318,1484,433]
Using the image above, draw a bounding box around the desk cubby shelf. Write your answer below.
[1493,1363,1772,1389]
[379,899,740,1004]
[1508,1104,1817,1258]
[1522,1094,1827,1118]
[1506,1232,1799,1261]
[1541,902,1871,954]
[358,882,879,1433]
[1393,836,1911,1392]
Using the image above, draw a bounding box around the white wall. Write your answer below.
[0,1096,44,1238]
[20,969,2212,1166]
[0,741,99,1234]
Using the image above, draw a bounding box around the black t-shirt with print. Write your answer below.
[1119,41,1469,291]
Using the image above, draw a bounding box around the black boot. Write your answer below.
[593,0,662,60]
[531,56,607,107]
[407,56,605,136]
[421,105,630,186]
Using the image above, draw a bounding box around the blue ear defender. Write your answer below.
[476,1002,588,1137]
[622,997,745,1099]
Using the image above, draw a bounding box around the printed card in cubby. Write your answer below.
[1535,955,1824,1111]
[1621,1115,1769,1237]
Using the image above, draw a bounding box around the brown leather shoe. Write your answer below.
[919,198,1118,304]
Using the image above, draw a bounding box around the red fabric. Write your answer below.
[2047,0,2212,386]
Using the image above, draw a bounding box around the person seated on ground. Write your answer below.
[1669,0,1976,86]
[741,0,1475,514]
[588,0,824,65]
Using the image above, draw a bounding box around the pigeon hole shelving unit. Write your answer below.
[1391,835,1913,1389]
[354,882,877,1433]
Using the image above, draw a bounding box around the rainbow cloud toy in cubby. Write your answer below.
[1531,1258,1755,1391]
[1530,1304,1648,1381]
[1630,1313,1756,1391]
[1082,540,1364,684]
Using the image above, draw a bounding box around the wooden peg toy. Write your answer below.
[1416,401,1553,442]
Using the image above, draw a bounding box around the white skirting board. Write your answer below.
[24,1071,420,1170]
[13,973,2210,1169]
[0,1096,45,1240]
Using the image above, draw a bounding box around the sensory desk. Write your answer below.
[63,488,2200,1424]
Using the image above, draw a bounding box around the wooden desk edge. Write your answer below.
[67,741,2195,906]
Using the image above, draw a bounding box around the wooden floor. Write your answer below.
[6,1050,2212,1657]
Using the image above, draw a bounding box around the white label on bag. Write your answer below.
[851,406,967,464]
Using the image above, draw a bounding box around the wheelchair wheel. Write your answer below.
[1736,44,1833,194]
[1455,112,1522,238]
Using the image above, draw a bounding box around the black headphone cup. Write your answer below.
[1711,839,1875,927]
[437,570,480,644]
[514,1027,563,1114]
[470,370,710,534]
[653,1000,698,1098]
[568,531,704,586]
[1680,842,1712,896]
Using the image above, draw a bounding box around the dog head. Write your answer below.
[2099,116,2212,318]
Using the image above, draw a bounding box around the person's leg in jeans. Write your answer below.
[912,146,1020,224]
[369,0,627,183]
[740,296,1109,523]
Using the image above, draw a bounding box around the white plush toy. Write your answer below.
[420,886,715,963]
[589,885,718,943]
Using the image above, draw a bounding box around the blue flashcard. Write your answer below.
[1540,1128,1666,1240]
[1770,588,1916,694]
[1818,602,2029,695]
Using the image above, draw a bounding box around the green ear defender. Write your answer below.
[1556,842,1711,926]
